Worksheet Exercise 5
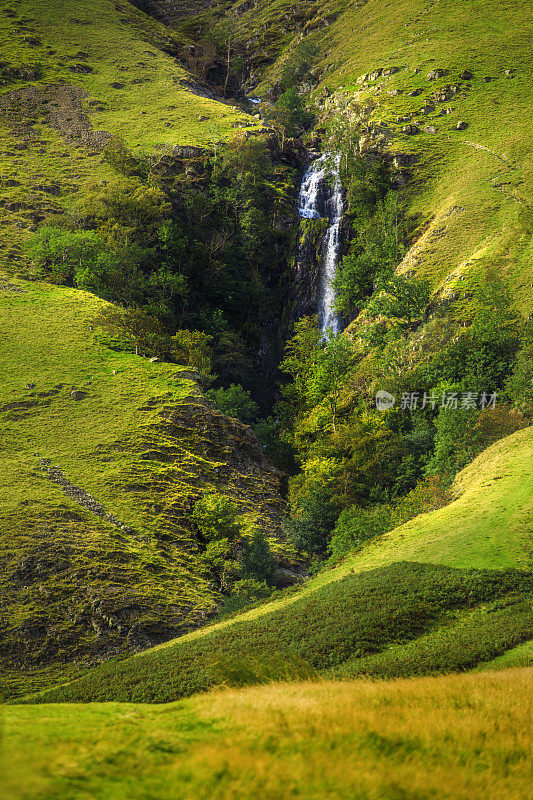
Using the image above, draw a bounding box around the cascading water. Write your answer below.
[297,154,343,336]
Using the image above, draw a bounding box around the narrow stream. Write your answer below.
[297,154,343,336]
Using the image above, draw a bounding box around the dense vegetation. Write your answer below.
[16,562,532,703]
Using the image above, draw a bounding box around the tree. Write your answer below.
[170,330,213,377]
[206,384,259,423]
[241,528,277,585]
[27,226,105,284]
[307,335,355,432]
[283,487,340,557]
[95,306,170,356]
[367,273,431,326]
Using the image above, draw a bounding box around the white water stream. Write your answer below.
[297,154,343,336]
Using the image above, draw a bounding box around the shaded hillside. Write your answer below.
[0,277,289,678]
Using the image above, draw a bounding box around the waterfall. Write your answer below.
[297,154,343,336]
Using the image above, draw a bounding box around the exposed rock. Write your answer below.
[71,390,86,400]
[455,120,468,130]
[382,66,400,76]
[505,69,515,77]
[459,69,473,80]
[402,123,419,135]
[427,68,449,80]
[148,356,160,363]
[69,63,94,74]
[424,125,437,134]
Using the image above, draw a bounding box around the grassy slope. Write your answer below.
[135,424,533,650]
[0,0,256,271]
[3,669,532,800]
[15,427,532,703]
[0,277,287,683]
[193,0,532,313]
[311,0,533,314]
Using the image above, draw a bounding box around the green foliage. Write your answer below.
[284,487,341,557]
[27,226,106,284]
[334,191,406,318]
[19,563,533,703]
[171,330,213,377]
[329,504,393,562]
[241,528,278,585]
[328,475,452,562]
[192,492,243,543]
[334,598,533,679]
[94,306,171,356]
[366,273,431,326]
[206,384,259,422]
[505,319,533,413]
[263,88,314,138]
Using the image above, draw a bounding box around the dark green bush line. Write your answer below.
[331,598,533,679]
[15,562,532,705]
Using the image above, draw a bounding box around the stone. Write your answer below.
[408,88,423,96]
[505,69,515,77]
[71,390,86,401]
[459,70,473,80]
[69,63,93,74]
[455,120,468,130]
[427,68,449,80]
[369,68,383,81]
[113,370,118,375]
[25,383,36,390]
[198,115,208,121]
[424,125,437,134]
[382,66,400,76]
[148,356,160,363]
[402,124,419,135]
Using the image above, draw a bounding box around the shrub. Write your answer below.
[206,383,259,422]
[241,529,278,585]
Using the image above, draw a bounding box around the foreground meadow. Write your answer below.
[2,669,532,800]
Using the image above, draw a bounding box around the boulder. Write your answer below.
[459,70,473,80]
[455,120,468,130]
[427,68,449,80]
[402,124,419,135]
[71,390,86,401]
[148,356,160,363]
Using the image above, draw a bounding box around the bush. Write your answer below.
[284,487,341,557]
[241,529,277,585]
[206,384,259,422]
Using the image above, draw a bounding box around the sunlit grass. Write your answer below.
[3,669,532,799]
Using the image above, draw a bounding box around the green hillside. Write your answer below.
[0,276,289,695]
[14,427,532,703]
[0,0,255,272]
